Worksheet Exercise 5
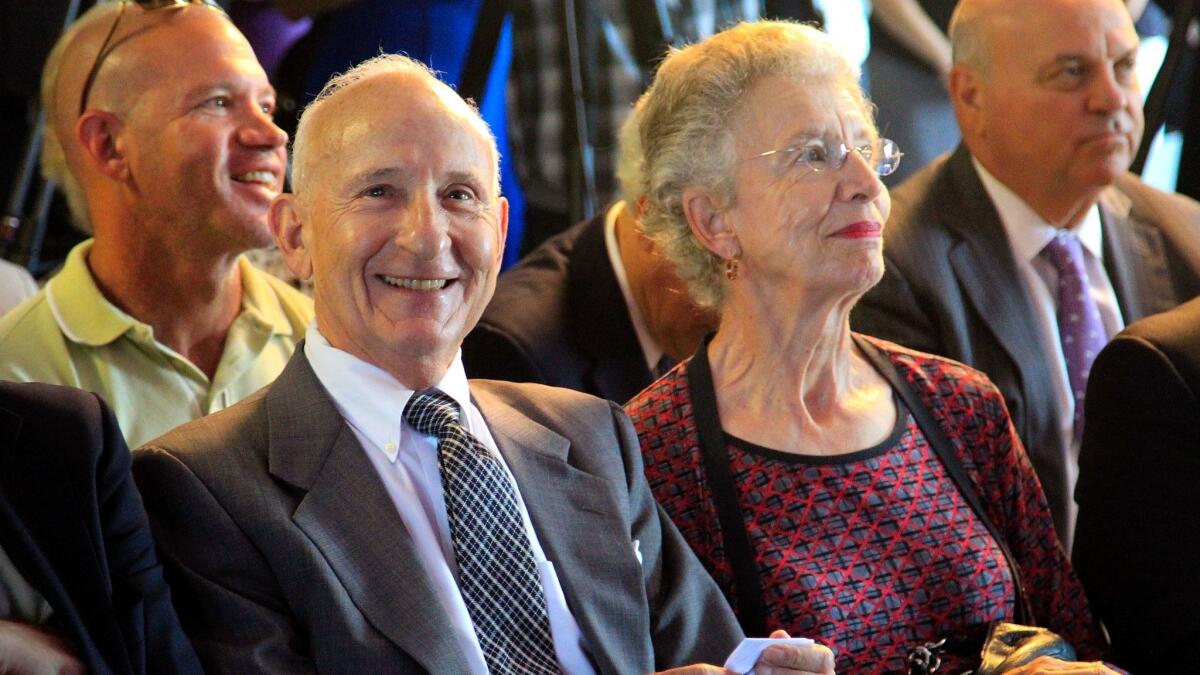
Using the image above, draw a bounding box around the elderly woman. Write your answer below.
[626,21,1109,674]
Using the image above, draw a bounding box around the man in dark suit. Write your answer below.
[1073,296,1200,674]
[0,381,200,675]
[132,54,832,674]
[464,105,716,403]
[851,0,1200,544]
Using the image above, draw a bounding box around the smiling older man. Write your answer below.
[0,1,312,447]
[131,54,834,674]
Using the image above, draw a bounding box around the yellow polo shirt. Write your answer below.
[0,240,313,447]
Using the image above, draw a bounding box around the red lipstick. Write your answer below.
[831,221,882,239]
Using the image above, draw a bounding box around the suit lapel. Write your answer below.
[266,354,471,674]
[472,385,645,675]
[942,148,1051,378]
[1099,186,1175,322]
[569,211,654,403]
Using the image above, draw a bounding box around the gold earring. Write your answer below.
[725,258,739,281]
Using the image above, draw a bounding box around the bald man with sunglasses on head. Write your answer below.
[0,0,313,448]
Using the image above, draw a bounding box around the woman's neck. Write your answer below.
[706,288,895,455]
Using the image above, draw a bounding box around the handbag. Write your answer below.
[906,622,1078,675]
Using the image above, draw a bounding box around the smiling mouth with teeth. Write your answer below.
[233,170,277,186]
[380,275,449,291]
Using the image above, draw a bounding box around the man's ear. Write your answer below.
[494,196,509,266]
[76,111,127,180]
[682,186,740,260]
[270,193,314,280]
[949,64,984,138]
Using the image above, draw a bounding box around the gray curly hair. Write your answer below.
[640,20,870,309]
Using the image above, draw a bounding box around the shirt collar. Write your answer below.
[973,158,1104,263]
[304,323,472,461]
[237,256,301,339]
[45,241,298,348]
[603,201,663,372]
[46,239,142,346]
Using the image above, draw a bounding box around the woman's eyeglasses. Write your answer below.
[751,137,904,177]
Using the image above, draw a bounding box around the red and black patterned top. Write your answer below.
[625,336,1104,673]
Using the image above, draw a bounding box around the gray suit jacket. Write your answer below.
[132,350,742,674]
[851,145,1200,538]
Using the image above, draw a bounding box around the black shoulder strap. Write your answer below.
[687,337,769,637]
[459,0,511,104]
[853,335,1032,623]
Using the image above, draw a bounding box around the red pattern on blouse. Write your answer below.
[625,336,1103,673]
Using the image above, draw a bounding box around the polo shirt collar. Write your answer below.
[45,240,298,348]
[45,239,141,347]
[237,256,300,339]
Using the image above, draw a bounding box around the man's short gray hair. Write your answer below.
[640,20,868,309]
[948,1,991,73]
[290,53,500,200]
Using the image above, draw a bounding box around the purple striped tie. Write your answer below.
[1042,233,1108,437]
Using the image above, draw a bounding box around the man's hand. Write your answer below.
[656,630,836,675]
[0,620,85,675]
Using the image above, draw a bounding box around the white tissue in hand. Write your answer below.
[723,637,816,674]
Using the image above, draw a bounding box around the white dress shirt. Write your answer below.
[304,325,596,674]
[0,544,53,624]
[974,159,1124,544]
[604,200,665,373]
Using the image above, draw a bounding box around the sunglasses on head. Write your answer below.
[77,0,224,117]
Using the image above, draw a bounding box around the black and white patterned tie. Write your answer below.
[404,389,560,675]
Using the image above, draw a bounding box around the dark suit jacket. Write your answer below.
[1073,296,1200,674]
[852,145,1200,538]
[463,209,653,404]
[0,381,200,675]
[132,350,742,674]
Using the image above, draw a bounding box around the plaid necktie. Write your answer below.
[404,389,560,675]
[1042,233,1109,437]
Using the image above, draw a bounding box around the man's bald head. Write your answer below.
[290,54,500,205]
[947,0,1006,74]
[950,0,1131,75]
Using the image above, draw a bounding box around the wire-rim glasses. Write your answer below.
[77,0,223,117]
[751,137,904,177]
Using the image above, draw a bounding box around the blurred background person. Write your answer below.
[867,0,959,183]
[463,99,718,403]
[627,20,1109,673]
